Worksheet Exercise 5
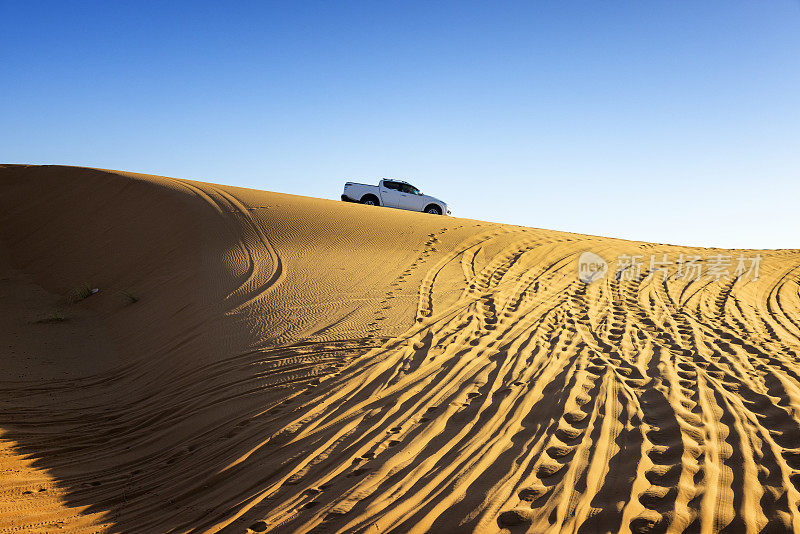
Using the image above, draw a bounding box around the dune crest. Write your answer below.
[2,165,800,533]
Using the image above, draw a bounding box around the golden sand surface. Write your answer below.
[2,165,800,533]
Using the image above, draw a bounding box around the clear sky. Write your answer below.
[2,1,798,249]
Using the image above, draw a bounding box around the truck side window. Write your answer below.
[384,181,399,190]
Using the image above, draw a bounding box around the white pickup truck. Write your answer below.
[341,179,450,215]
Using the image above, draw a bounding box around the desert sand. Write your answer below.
[1,165,800,533]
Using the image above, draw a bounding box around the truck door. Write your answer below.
[398,183,424,211]
[379,180,402,208]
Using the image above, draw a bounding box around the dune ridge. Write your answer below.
[1,165,800,533]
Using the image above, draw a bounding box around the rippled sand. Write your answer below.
[2,165,799,533]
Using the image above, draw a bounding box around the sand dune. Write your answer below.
[2,165,800,533]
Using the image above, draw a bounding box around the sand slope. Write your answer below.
[1,165,800,533]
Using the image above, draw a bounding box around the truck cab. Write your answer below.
[378,180,425,210]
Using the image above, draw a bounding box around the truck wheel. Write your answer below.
[361,195,379,206]
[425,205,442,215]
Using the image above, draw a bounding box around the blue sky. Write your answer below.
[2,1,799,248]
